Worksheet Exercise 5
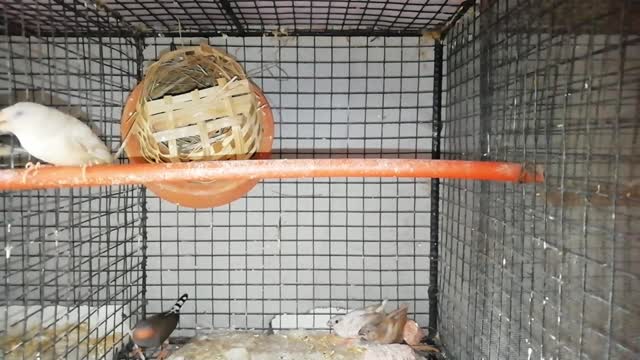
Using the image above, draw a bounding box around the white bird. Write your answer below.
[0,102,112,166]
[327,300,388,338]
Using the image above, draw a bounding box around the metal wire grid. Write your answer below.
[139,35,436,337]
[4,0,466,37]
[1,4,146,360]
[104,0,465,36]
[439,0,640,359]
[5,0,636,359]
[1,0,138,37]
[226,0,464,34]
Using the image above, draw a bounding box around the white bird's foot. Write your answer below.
[22,161,42,183]
[81,164,88,180]
[24,161,42,169]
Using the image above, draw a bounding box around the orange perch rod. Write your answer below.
[0,159,543,191]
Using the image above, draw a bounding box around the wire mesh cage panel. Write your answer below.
[0,3,145,360]
[103,0,465,35]
[440,0,640,359]
[0,0,638,360]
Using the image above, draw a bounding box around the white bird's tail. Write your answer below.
[169,294,188,314]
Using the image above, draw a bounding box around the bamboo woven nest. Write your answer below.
[133,43,263,163]
[121,44,274,208]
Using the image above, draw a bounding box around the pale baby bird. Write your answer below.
[327,300,387,338]
[358,304,409,344]
[328,300,387,338]
[0,102,112,166]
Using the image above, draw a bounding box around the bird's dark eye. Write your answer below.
[14,110,24,117]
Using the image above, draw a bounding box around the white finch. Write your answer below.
[0,102,113,166]
[327,300,388,338]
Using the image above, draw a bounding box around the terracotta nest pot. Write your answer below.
[120,82,274,208]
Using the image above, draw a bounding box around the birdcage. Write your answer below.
[1,1,638,360]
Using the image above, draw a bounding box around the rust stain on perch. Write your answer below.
[0,159,544,191]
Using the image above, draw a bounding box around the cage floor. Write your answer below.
[163,330,430,360]
[125,305,439,360]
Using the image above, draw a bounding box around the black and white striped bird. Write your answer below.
[131,294,188,360]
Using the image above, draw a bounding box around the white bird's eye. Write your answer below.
[14,110,24,117]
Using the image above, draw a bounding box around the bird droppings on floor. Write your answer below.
[165,330,426,360]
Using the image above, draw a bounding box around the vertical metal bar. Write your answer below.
[606,3,627,357]
[134,34,148,320]
[428,39,443,337]
[135,35,145,83]
[472,3,494,356]
[476,3,493,355]
[219,0,244,34]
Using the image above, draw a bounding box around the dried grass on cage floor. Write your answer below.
[0,323,124,360]
[166,330,426,360]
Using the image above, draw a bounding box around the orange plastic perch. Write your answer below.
[0,159,543,191]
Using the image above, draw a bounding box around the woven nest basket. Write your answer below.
[121,43,274,208]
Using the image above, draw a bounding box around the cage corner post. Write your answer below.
[134,31,148,320]
[428,38,444,340]
[218,0,245,36]
[135,34,146,83]
[138,185,149,319]
[473,0,494,355]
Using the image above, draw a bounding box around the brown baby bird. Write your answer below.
[131,293,188,360]
[358,304,409,344]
